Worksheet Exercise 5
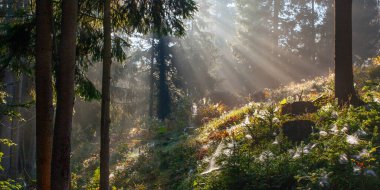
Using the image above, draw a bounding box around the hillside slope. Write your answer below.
[79,62,380,190]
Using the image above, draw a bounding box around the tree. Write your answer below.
[51,0,78,189]
[352,0,380,62]
[334,0,362,105]
[35,0,53,189]
[100,0,111,188]
[149,35,155,118]
[99,0,197,188]
[156,36,171,120]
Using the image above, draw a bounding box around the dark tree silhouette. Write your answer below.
[156,37,171,120]
[100,0,111,188]
[51,0,78,189]
[35,0,53,189]
[334,0,362,106]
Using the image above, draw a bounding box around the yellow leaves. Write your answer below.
[0,139,16,147]
[369,147,379,154]
[0,91,8,104]
[29,89,36,101]
[372,56,380,66]
[280,98,287,105]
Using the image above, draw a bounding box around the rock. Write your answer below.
[282,120,314,142]
[281,101,318,116]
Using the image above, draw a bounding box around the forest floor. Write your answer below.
[75,61,380,190]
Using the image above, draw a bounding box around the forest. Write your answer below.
[0,0,380,189]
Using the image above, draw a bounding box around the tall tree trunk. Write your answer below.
[311,0,317,64]
[334,0,361,106]
[157,37,171,120]
[100,0,111,189]
[51,0,78,189]
[149,36,155,118]
[35,0,53,189]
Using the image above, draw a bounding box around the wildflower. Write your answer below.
[341,126,349,133]
[346,135,359,145]
[331,111,339,119]
[256,110,269,119]
[321,104,333,112]
[352,149,370,160]
[319,173,329,188]
[303,147,310,154]
[192,103,198,116]
[245,134,252,140]
[364,169,377,177]
[302,143,316,154]
[293,148,302,159]
[272,117,280,124]
[309,143,317,149]
[116,165,125,171]
[339,154,348,164]
[360,149,370,157]
[330,124,339,134]
[272,137,279,145]
[259,151,274,162]
[319,131,328,137]
[353,165,361,175]
[253,109,258,116]
[244,115,250,125]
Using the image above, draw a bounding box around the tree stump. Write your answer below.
[281,101,318,116]
[282,120,315,142]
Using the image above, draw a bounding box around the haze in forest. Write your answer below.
[0,0,379,189]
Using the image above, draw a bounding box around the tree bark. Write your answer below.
[149,36,155,118]
[334,0,361,106]
[51,0,78,189]
[100,0,111,189]
[157,37,171,120]
[35,0,54,189]
[311,0,316,64]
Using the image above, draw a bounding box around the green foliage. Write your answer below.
[87,167,100,190]
[194,99,228,125]
[0,139,16,147]
[0,179,22,190]
[0,17,35,75]
[194,99,380,189]
[111,139,199,189]
[0,139,20,189]
[68,63,380,190]
[369,65,380,80]
[191,76,380,189]
[75,75,101,101]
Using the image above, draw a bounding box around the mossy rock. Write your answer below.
[282,120,314,142]
[281,101,318,116]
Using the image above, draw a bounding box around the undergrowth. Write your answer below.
[75,60,380,190]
